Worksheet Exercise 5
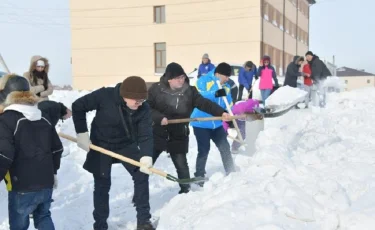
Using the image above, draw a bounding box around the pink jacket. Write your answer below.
[223,99,260,131]
[259,66,275,90]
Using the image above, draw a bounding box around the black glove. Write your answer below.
[215,88,226,98]
[227,121,234,128]
[36,92,41,97]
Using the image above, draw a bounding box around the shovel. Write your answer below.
[167,114,262,124]
[58,133,207,184]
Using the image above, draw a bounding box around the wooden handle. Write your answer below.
[58,133,168,177]
[167,115,247,124]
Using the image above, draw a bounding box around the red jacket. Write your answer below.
[303,64,313,86]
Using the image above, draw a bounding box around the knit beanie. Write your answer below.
[120,76,148,100]
[164,62,186,80]
[202,53,209,59]
[0,74,30,104]
[214,62,232,77]
[305,51,314,56]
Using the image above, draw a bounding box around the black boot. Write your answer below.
[137,221,155,230]
[178,186,190,194]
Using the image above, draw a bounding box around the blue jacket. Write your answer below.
[238,65,257,90]
[190,69,233,129]
[197,60,215,78]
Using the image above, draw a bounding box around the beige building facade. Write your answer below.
[337,67,375,91]
[70,0,315,90]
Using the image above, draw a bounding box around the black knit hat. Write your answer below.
[164,62,186,80]
[0,75,30,104]
[305,51,314,56]
[120,76,148,100]
[214,62,232,77]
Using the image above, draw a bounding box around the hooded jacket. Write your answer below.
[284,56,304,88]
[258,56,279,90]
[0,89,63,192]
[148,74,225,153]
[23,55,54,101]
[190,68,233,129]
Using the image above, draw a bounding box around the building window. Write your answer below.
[154,43,166,73]
[367,79,371,84]
[154,6,165,24]
[263,2,269,21]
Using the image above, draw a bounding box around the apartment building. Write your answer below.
[70,0,316,90]
[336,67,375,91]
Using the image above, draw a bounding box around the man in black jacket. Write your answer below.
[72,76,155,230]
[148,62,230,194]
[0,74,63,230]
[305,51,332,107]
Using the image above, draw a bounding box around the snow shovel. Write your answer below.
[216,80,245,145]
[58,133,207,184]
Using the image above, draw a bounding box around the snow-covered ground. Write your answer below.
[1,87,375,230]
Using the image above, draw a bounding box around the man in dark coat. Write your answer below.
[305,51,332,107]
[0,74,63,230]
[148,62,230,194]
[72,76,155,230]
[284,56,305,88]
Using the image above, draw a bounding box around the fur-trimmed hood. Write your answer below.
[0,91,39,114]
[28,55,50,74]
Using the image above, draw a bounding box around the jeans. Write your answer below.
[153,150,191,192]
[193,127,236,178]
[304,85,312,107]
[93,162,151,230]
[8,188,54,230]
[312,83,326,108]
[260,89,272,105]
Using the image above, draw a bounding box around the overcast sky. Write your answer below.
[0,0,373,86]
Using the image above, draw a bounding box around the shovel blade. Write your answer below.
[177,176,208,184]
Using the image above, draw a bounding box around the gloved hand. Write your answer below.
[77,132,91,152]
[215,88,226,98]
[227,121,235,128]
[53,175,58,189]
[139,156,153,175]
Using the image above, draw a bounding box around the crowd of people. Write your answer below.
[0,50,331,230]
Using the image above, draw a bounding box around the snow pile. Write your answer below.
[266,86,307,107]
[323,76,346,91]
[157,88,375,230]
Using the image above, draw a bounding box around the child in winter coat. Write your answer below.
[257,56,279,105]
[302,62,313,108]
[223,99,260,153]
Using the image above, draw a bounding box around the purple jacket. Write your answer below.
[223,99,260,132]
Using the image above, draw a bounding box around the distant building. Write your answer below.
[336,67,375,91]
[70,0,316,90]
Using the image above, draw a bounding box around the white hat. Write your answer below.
[36,60,45,67]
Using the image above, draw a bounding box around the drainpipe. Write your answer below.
[308,2,310,49]
[296,0,298,55]
[282,0,286,75]
[261,0,264,59]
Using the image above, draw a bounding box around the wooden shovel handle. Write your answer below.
[167,115,247,124]
[58,133,168,178]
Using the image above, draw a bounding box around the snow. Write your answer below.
[265,85,307,107]
[1,87,375,230]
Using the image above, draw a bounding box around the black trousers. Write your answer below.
[153,150,190,192]
[238,84,253,101]
[92,161,151,230]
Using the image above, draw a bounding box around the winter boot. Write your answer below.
[136,221,155,230]
[178,184,190,194]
